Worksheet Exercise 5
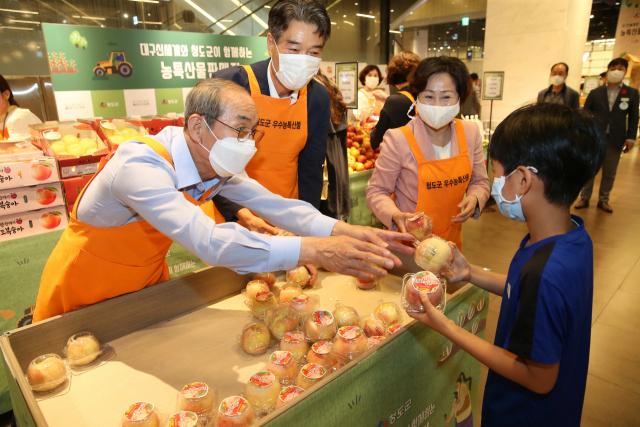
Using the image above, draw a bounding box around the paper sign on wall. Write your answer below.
[482,71,504,100]
[336,62,359,109]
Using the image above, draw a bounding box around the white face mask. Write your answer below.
[199,119,257,177]
[365,76,379,90]
[607,70,625,84]
[414,100,460,129]
[550,75,565,86]
[271,40,321,91]
[491,167,538,222]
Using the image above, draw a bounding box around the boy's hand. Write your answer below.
[442,242,471,283]
[406,292,452,333]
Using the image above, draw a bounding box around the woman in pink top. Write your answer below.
[366,57,490,250]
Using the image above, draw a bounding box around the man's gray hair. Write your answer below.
[183,78,247,129]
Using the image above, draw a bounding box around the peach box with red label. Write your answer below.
[0,182,64,215]
[78,118,148,153]
[0,158,60,190]
[0,205,68,242]
[62,174,93,205]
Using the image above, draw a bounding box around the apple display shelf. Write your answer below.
[0,250,489,427]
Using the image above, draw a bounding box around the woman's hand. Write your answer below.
[442,242,472,284]
[391,211,414,233]
[452,195,478,223]
[236,208,277,234]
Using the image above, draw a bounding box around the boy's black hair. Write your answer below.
[489,103,606,208]
[608,57,628,70]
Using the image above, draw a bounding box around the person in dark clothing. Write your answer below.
[536,62,580,109]
[370,51,420,149]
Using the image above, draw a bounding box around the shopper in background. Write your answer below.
[575,57,639,213]
[410,103,606,427]
[599,71,607,85]
[313,70,351,221]
[366,57,490,250]
[33,78,415,322]
[370,51,421,149]
[461,73,481,118]
[536,62,579,109]
[0,75,42,141]
[210,0,331,232]
[179,10,206,33]
[354,64,388,127]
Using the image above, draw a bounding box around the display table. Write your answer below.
[1,250,488,427]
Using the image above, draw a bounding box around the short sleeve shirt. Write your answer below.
[482,215,593,427]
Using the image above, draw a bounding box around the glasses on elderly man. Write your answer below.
[201,114,265,143]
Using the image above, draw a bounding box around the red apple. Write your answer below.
[363,161,372,170]
[365,151,374,160]
[10,193,16,199]
[347,140,353,148]
[347,126,356,133]
[217,396,254,427]
[374,148,380,153]
[29,162,53,181]
[253,272,276,288]
[359,147,367,155]
[403,271,444,312]
[357,155,367,164]
[354,135,364,143]
[373,152,380,160]
[40,211,62,229]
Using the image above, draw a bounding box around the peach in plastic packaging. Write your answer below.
[64,331,102,366]
[26,353,69,392]
[286,266,311,287]
[238,322,272,356]
[177,382,217,420]
[405,212,433,242]
[332,327,368,360]
[402,271,446,313]
[245,280,269,301]
[355,261,382,290]
[305,310,337,342]
[279,283,303,304]
[266,305,299,340]
[266,351,298,385]
[248,291,277,319]
[275,386,304,409]
[296,363,328,390]
[414,236,454,275]
[280,331,309,361]
[165,411,202,427]
[368,336,386,346]
[333,304,359,328]
[359,314,387,338]
[245,371,281,413]
[387,324,405,336]
[288,294,316,320]
[253,272,276,288]
[217,396,254,427]
[373,302,403,327]
[306,341,338,369]
[121,402,162,427]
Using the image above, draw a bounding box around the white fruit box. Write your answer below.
[0,158,60,190]
[92,118,149,152]
[0,139,44,161]
[0,182,64,215]
[0,203,68,243]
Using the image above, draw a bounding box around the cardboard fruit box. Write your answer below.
[126,115,175,135]
[0,182,64,215]
[62,174,93,205]
[0,204,68,243]
[80,118,149,153]
[29,122,109,178]
[0,158,60,191]
[0,140,44,161]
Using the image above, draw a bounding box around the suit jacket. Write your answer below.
[584,84,639,148]
[209,59,331,219]
[370,91,417,149]
[537,84,580,109]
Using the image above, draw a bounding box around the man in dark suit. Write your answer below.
[537,62,580,109]
[575,58,639,213]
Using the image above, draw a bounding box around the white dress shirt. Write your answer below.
[77,126,338,274]
[267,60,299,105]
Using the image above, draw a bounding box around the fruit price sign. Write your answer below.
[336,62,359,109]
[482,71,504,100]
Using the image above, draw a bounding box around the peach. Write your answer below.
[35,187,57,206]
[50,142,66,154]
[358,315,387,338]
[333,305,360,328]
[61,134,79,146]
[245,371,281,411]
[65,332,101,366]
[217,396,254,427]
[286,266,311,287]
[414,236,453,275]
[280,331,309,361]
[405,212,433,242]
[67,144,86,157]
[166,411,202,427]
[29,162,53,181]
[26,354,67,392]
[402,271,445,312]
[373,302,403,327]
[267,306,299,340]
[178,382,216,416]
[279,283,303,304]
[250,291,277,319]
[368,336,386,346]
[239,322,271,356]
[276,386,304,409]
[253,272,276,288]
[355,262,380,290]
[296,363,327,390]
[274,227,295,236]
[110,135,126,145]
[387,325,404,336]
[288,294,315,319]
[305,311,337,342]
[79,137,98,150]
[332,327,368,360]
[245,280,269,301]
[306,341,338,369]
[266,351,298,384]
[121,402,160,427]
[40,211,62,230]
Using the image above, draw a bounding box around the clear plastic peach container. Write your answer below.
[355,262,383,290]
[266,351,298,385]
[368,336,386,347]
[25,353,69,392]
[402,271,447,313]
[373,301,403,327]
[217,396,254,427]
[280,331,310,362]
[266,305,299,340]
[164,411,202,427]
[176,382,217,422]
[244,280,269,301]
[245,371,281,413]
[120,402,163,427]
[286,266,311,288]
[332,304,360,329]
[414,236,454,276]
[279,283,303,304]
[306,341,339,370]
[247,291,278,320]
[405,212,433,242]
[295,363,328,390]
[64,331,102,367]
[275,386,304,409]
[332,327,368,361]
[386,324,405,336]
[358,314,387,338]
[305,310,337,342]
[287,294,316,320]
[237,322,272,356]
[253,272,276,289]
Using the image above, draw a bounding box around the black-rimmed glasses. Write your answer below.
[201,114,265,143]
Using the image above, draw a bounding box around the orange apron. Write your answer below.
[400,119,472,250]
[241,65,308,199]
[398,91,415,103]
[33,137,214,322]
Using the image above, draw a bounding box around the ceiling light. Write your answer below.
[331,22,337,25]
[124,13,128,18]
[63,20,67,23]
[229,0,268,29]
[0,26,34,30]
[183,0,235,35]
[0,8,38,14]
[220,19,233,22]
[344,20,354,26]
[356,13,375,18]
[590,15,594,18]
[264,5,271,8]
[391,9,394,12]
[389,30,401,34]
[343,15,346,17]
[139,21,162,25]
[9,19,40,24]
[72,15,106,20]
[128,0,159,3]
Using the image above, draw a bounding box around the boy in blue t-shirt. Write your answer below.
[409,103,607,426]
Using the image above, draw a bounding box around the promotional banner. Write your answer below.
[42,24,268,121]
[613,2,640,59]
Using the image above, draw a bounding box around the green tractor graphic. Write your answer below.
[93,51,133,77]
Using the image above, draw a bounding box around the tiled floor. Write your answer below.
[462,147,640,426]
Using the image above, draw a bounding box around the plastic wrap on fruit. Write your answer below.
[386,324,405,336]
[165,411,202,427]
[244,280,269,301]
[405,212,433,242]
[266,351,298,385]
[64,331,102,366]
[248,291,277,319]
[217,396,254,427]
[296,363,328,390]
[276,386,304,409]
[280,331,309,362]
[26,353,69,392]
[306,341,338,369]
[253,272,276,289]
[286,266,311,288]
[355,261,381,290]
[177,382,217,421]
[373,301,403,327]
[332,326,368,361]
[238,322,272,356]
[414,236,454,275]
[266,305,299,340]
[279,283,303,304]
[305,310,337,342]
[288,294,316,320]
[245,371,281,413]
[402,271,446,313]
[121,402,162,427]
[333,304,360,328]
[368,336,386,347]
[358,314,387,338]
